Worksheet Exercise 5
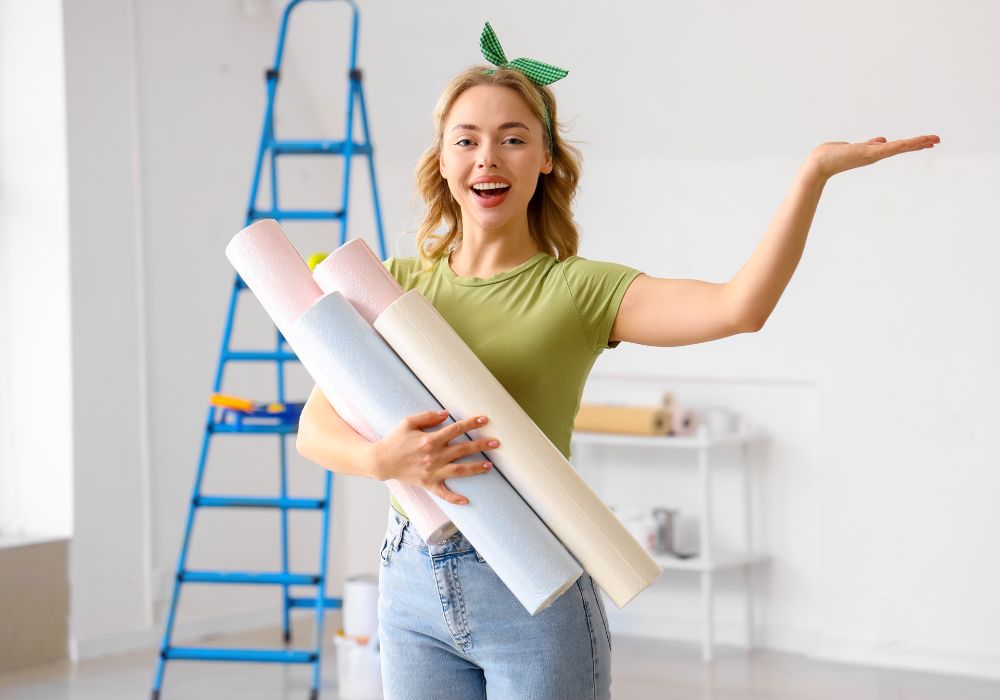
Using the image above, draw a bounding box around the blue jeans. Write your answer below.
[377,507,613,700]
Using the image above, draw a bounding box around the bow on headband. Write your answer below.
[479,22,569,87]
[478,22,568,146]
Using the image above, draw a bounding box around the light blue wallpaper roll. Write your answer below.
[291,292,582,614]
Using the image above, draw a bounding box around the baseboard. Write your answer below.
[72,605,343,662]
[790,627,1000,683]
[609,609,1000,683]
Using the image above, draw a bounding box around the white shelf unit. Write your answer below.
[570,424,767,662]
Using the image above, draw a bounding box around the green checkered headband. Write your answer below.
[479,21,568,144]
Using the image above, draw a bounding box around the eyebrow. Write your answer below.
[450,121,532,133]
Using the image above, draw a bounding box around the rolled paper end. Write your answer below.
[312,238,403,324]
[225,219,322,332]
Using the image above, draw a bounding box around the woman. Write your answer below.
[296,22,939,700]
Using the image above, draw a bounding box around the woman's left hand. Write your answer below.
[807,134,940,181]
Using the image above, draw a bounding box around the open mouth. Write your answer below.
[471,183,511,200]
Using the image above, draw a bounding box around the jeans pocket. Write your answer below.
[379,532,392,566]
[380,518,405,567]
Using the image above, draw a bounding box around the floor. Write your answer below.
[2,625,999,700]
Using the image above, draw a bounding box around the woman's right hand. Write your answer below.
[372,410,499,506]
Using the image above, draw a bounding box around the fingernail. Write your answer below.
[437,410,448,416]
[483,462,492,469]
[488,440,499,447]
[477,416,487,424]
[460,499,469,505]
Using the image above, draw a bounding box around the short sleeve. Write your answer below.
[559,256,643,352]
[382,256,421,291]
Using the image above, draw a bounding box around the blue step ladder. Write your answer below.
[151,1,386,698]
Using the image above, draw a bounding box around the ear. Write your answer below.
[541,152,553,175]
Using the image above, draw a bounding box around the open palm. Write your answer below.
[810,134,940,179]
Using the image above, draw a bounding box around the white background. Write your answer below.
[1,0,997,678]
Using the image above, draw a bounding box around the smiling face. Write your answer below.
[439,85,553,235]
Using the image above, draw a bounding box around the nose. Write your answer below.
[476,142,499,169]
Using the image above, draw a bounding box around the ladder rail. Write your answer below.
[152,2,381,697]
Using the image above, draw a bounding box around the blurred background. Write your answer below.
[1,0,997,696]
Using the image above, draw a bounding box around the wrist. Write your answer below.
[366,441,387,481]
[799,155,830,190]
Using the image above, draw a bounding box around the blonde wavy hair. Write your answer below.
[413,65,582,270]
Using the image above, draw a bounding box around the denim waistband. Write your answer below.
[386,507,477,557]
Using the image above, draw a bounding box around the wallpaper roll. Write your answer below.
[311,238,454,542]
[375,290,663,608]
[225,220,455,545]
[669,405,697,436]
[292,292,582,614]
[312,238,402,326]
[225,219,324,334]
[574,404,670,436]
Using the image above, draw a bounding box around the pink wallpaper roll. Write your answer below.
[312,239,403,326]
[226,220,323,333]
[311,238,455,543]
[225,220,455,544]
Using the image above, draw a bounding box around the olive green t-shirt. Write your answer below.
[382,250,642,519]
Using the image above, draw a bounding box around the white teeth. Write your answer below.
[472,182,510,191]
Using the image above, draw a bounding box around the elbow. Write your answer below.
[735,311,766,334]
[295,411,315,461]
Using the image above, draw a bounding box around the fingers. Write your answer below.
[404,410,450,430]
[445,434,500,463]
[882,134,940,154]
[436,413,492,443]
[429,462,493,506]
[450,460,493,478]
[433,479,470,506]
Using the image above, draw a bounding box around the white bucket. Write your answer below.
[334,635,383,700]
[343,574,379,639]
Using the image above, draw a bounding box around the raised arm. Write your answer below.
[610,134,940,348]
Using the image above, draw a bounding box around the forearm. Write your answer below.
[729,159,827,328]
[296,385,382,480]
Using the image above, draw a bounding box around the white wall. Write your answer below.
[0,0,73,539]
[44,0,1000,681]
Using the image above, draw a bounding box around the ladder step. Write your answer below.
[210,423,298,435]
[196,496,325,510]
[223,350,298,362]
[271,139,371,156]
[181,570,321,586]
[288,595,342,610]
[164,647,317,664]
[249,209,344,221]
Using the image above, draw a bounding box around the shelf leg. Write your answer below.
[701,570,714,662]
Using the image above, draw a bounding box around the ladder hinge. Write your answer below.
[266,68,280,82]
[349,68,363,82]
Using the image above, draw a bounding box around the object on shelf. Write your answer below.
[669,407,697,436]
[662,392,697,436]
[209,392,304,419]
[574,404,670,435]
[697,406,740,436]
[208,393,305,431]
[612,507,658,554]
[652,507,678,554]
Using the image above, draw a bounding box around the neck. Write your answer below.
[449,213,541,278]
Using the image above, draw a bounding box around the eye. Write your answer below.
[503,137,525,145]
[455,138,475,147]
